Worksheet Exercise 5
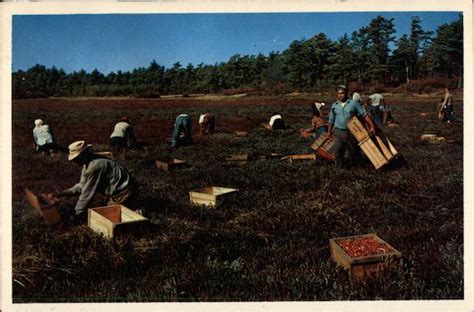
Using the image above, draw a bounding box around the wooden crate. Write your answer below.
[225,154,249,162]
[346,116,398,169]
[189,186,238,207]
[311,133,336,162]
[358,137,390,170]
[156,158,187,171]
[267,152,283,159]
[25,189,63,226]
[234,131,248,137]
[310,132,330,151]
[347,116,370,142]
[330,233,402,280]
[95,151,114,159]
[88,205,148,239]
[281,153,316,164]
[421,134,446,143]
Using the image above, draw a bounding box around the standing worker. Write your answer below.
[198,113,215,136]
[439,87,454,124]
[172,113,193,150]
[328,85,375,169]
[32,119,64,157]
[109,116,137,153]
[57,140,138,223]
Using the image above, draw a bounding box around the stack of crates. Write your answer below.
[346,116,398,170]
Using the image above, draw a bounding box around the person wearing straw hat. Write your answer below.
[109,116,137,152]
[57,140,137,222]
[328,85,375,169]
[32,119,65,156]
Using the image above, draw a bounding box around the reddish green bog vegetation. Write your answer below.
[12,92,463,302]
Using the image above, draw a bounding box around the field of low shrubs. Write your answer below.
[11,91,463,302]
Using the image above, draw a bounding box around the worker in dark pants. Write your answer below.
[171,113,192,150]
[328,85,375,169]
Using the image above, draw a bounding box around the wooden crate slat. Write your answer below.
[88,209,115,239]
[375,135,394,161]
[121,206,147,222]
[189,191,217,202]
[359,139,388,170]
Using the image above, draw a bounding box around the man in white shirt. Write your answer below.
[109,116,137,152]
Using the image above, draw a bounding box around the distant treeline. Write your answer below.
[13,14,463,99]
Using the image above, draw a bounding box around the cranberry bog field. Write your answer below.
[11,92,463,302]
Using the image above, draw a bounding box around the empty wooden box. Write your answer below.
[234,131,248,137]
[156,158,187,171]
[330,233,402,280]
[88,205,148,239]
[189,186,238,207]
[25,189,63,226]
[226,154,249,163]
[421,134,446,143]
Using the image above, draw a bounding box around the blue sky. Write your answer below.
[13,12,461,74]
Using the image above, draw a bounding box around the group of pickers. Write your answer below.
[31,84,454,224]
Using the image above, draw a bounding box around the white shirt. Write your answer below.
[352,92,361,102]
[33,125,54,146]
[199,114,206,124]
[110,121,132,138]
[269,114,283,127]
[369,93,384,106]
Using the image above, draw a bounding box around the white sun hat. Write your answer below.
[68,140,92,161]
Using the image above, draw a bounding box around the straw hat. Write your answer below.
[68,140,92,161]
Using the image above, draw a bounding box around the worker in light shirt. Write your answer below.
[198,113,215,136]
[268,113,285,130]
[109,116,137,152]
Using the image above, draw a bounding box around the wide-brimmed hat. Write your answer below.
[68,140,92,161]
